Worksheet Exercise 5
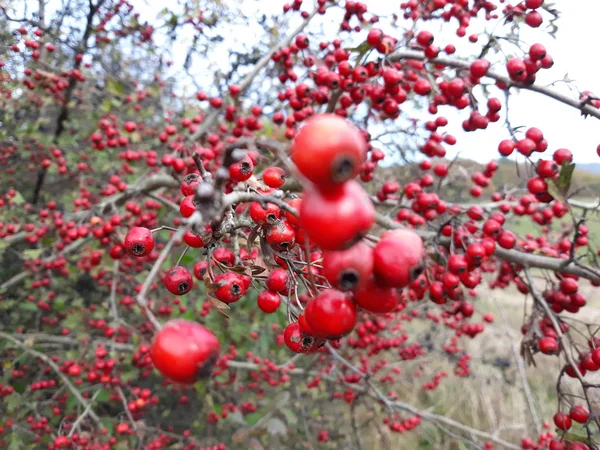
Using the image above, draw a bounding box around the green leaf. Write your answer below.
[244,412,262,426]
[555,162,576,196]
[107,79,124,96]
[8,433,22,450]
[53,297,67,312]
[96,389,110,403]
[23,248,43,259]
[281,408,298,426]
[19,302,38,312]
[179,254,195,265]
[11,191,24,205]
[65,393,79,411]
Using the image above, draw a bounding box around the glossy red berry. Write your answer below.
[263,167,287,188]
[497,231,516,249]
[257,290,281,314]
[373,229,424,288]
[470,59,490,78]
[249,202,281,225]
[322,241,373,291]
[283,322,312,353]
[266,220,296,252]
[229,155,254,182]
[304,289,357,340]
[354,277,399,313]
[179,195,197,218]
[214,272,247,303]
[124,227,155,257]
[183,225,212,248]
[164,266,193,295]
[299,181,374,251]
[553,412,571,431]
[266,269,290,294]
[291,114,366,189]
[150,320,220,384]
[570,405,590,424]
[538,336,559,354]
[553,148,573,165]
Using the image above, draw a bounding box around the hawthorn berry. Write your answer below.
[150,320,220,384]
[304,289,357,340]
[290,114,367,189]
[124,227,155,257]
[372,229,424,288]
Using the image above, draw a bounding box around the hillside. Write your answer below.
[374,158,600,203]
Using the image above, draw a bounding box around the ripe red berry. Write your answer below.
[179,195,197,218]
[497,231,516,249]
[354,276,399,313]
[183,225,212,248]
[536,160,558,178]
[570,405,590,424]
[506,58,526,81]
[416,30,434,47]
[257,290,281,313]
[150,320,220,384]
[299,181,374,251]
[538,336,559,354]
[124,227,155,257]
[470,59,490,78]
[290,114,367,189]
[498,139,515,157]
[266,220,296,252]
[553,148,573,165]
[164,266,193,295]
[213,272,249,303]
[529,43,547,61]
[263,167,287,188]
[229,155,254,182]
[372,229,424,288]
[266,269,290,294]
[124,121,136,133]
[249,202,281,225]
[553,412,571,431]
[284,322,312,353]
[322,241,373,291]
[304,289,357,340]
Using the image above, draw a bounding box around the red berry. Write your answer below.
[150,320,220,384]
[249,202,281,225]
[553,148,573,165]
[416,30,434,47]
[372,229,424,288]
[304,289,357,340]
[266,220,296,252]
[570,405,589,424]
[553,412,571,431]
[283,322,311,353]
[470,59,490,78]
[124,227,155,257]
[263,167,287,188]
[354,276,399,313]
[267,269,290,294]
[229,155,254,182]
[164,266,193,295]
[538,336,559,354]
[322,241,373,291]
[290,114,367,189]
[214,272,247,303]
[299,181,374,251]
[257,290,281,313]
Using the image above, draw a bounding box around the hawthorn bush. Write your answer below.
[1,0,600,449]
